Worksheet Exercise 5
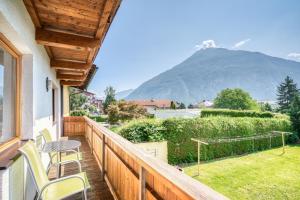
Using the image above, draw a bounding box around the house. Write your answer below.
[199,100,214,108]
[71,88,104,114]
[0,1,226,200]
[129,99,172,112]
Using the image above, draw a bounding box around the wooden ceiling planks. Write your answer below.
[23,0,121,87]
[51,60,90,71]
[50,47,89,62]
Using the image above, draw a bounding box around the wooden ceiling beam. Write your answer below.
[56,70,84,76]
[23,0,42,28]
[95,0,115,39]
[36,28,100,51]
[57,73,86,81]
[51,59,91,71]
[60,80,83,86]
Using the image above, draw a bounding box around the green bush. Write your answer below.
[70,110,88,116]
[287,132,299,143]
[162,117,292,164]
[89,115,108,122]
[201,109,275,118]
[118,119,164,143]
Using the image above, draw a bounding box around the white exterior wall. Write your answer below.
[135,141,168,163]
[0,0,62,140]
[0,1,63,199]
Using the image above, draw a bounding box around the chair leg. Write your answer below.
[78,162,82,172]
[83,189,87,200]
[46,162,51,174]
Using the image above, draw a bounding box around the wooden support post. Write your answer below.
[101,134,106,181]
[252,138,255,152]
[282,132,285,154]
[197,141,201,176]
[91,125,94,154]
[139,166,146,200]
[191,138,208,177]
[269,135,272,149]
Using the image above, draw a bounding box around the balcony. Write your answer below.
[62,116,228,200]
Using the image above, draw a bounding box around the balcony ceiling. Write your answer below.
[23,0,121,88]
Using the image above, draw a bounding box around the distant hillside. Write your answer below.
[127,48,300,104]
[116,89,134,100]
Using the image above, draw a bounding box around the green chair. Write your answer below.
[19,141,90,200]
[39,129,82,174]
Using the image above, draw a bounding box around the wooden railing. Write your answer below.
[64,116,228,200]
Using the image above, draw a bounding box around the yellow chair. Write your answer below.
[39,129,82,174]
[19,141,90,200]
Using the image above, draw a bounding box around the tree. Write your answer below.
[107,103,119,124]
[170,101,176,109]
[69,88,87,111]
[277,76,299,113]
[188,104,194,109]
[260,102,273,112]
[103,86,116,113]
[179,102,186,109]
[214,88,258,110]
[107,100,148,124]
[290,95,300,136]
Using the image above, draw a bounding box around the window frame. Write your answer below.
[0,33,22,152]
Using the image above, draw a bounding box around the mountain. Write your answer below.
[126,48,300,104]
[116,89,134,100]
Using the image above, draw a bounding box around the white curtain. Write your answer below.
[0,47,16,143]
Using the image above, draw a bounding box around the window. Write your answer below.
[0,46,17,144]
[0,35,20,146]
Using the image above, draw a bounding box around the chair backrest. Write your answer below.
[40,129,57,158]
[40,129,53,143]
[19,141,49,191]
[35,134,44,151]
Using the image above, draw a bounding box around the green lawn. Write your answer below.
[183,145,300,200]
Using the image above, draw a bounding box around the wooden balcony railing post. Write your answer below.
[91,125,94,154]
[101,134,106,181]
[139,166,146,200]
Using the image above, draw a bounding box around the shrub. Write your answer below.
[89,115,108,122]
[70,110,88,116]
[118,119,164,143]
[290,95,300,136]
[162,117,292,164]
[201,109,275,118]
[287,132,299,144]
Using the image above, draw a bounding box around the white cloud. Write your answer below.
[233,38,251,48]
[195,40,217,50]
[287,53,300,60]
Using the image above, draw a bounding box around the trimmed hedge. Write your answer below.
[89,115,108,122]
[201,109,275,118]
[70,110,88,116]
[118,117,292,164]
[162,117,291,164]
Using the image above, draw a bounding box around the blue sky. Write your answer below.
[90,0,300,97]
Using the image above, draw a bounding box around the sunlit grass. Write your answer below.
[183,145,300,200]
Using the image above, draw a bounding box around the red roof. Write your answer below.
[129,99,172,108]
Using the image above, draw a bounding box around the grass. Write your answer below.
[183,145,300,200]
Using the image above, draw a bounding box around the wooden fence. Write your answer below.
[64,116,228,200]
